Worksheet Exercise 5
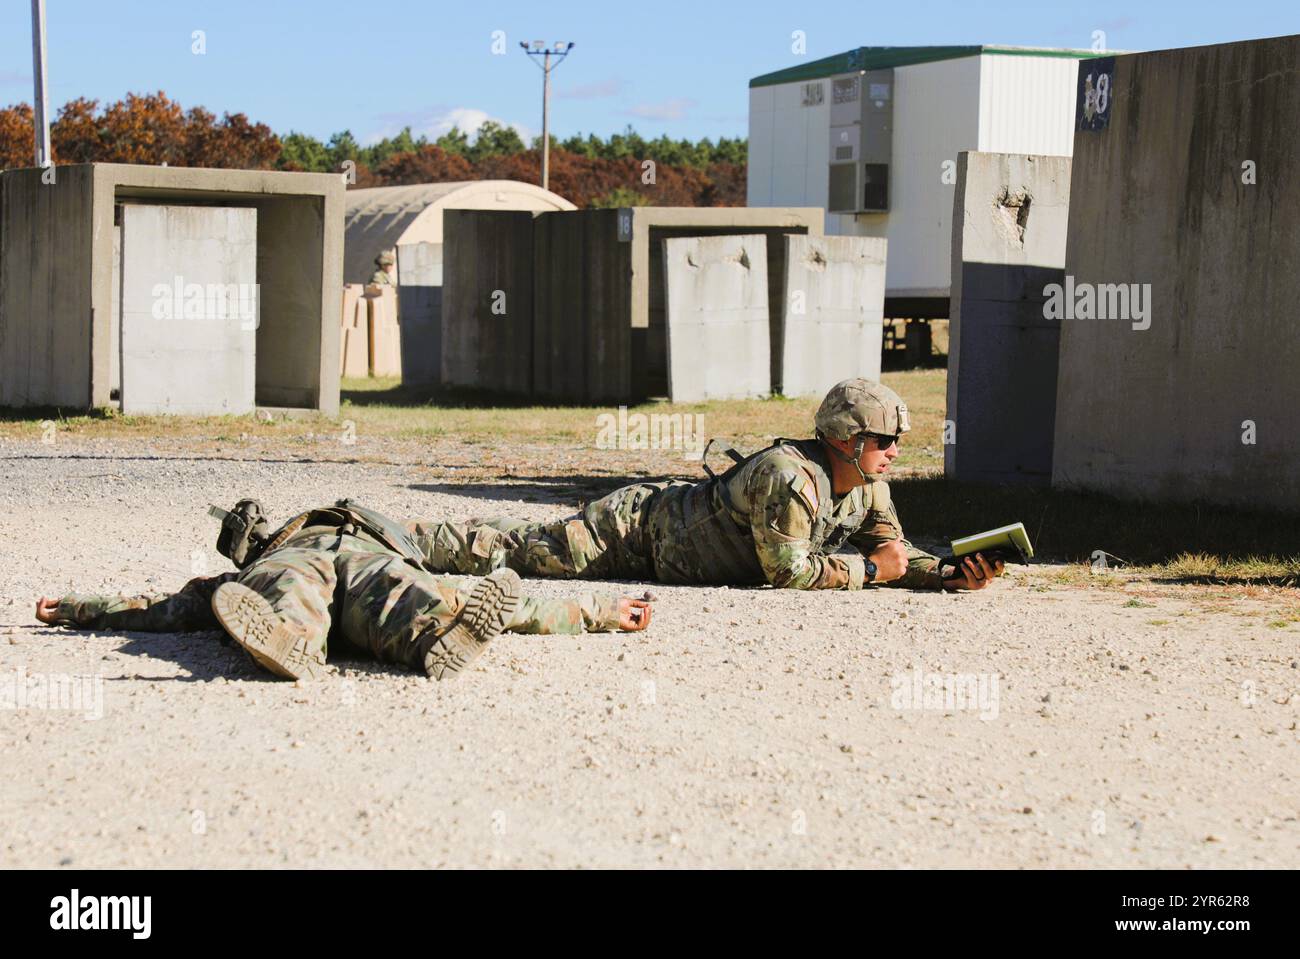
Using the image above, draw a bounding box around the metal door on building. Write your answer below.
[115,204,257,414]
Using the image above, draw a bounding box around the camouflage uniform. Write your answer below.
[369,250,396,286]
[53,502,623,674]
[408,381,944,591]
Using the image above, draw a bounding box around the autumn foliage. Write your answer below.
[0,92,746,207]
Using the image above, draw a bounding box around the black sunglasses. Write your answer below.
[862,432,901,450]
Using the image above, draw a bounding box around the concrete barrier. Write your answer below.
[1052,36,1300,511]
[340,284,369,377]
[0,163,342,414]
[368,286,402,377]
[438,207,821,402]
[395,242,441,386]
[779,235,887,398]
[663,234,771,402]
[946,151,1071,485]
[117,205,258,415]
[441,209,534,393]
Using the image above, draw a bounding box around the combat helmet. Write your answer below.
[814,378,910,481]
[375,250,395,267]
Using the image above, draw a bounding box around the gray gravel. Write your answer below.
[1,438,1296,867]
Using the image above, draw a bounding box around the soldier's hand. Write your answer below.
[34,597,61,625]
[618,597,653,631]
[942,552,1005,591]
[868,540,909,583]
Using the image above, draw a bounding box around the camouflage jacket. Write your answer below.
[647,438,943,590]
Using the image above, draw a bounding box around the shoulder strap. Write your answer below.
[700,438,749,480]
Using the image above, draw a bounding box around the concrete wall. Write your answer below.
[0,163,342,414]
[780,234,887,398]
[396,242,442,386]
[946,151,1070,484]
[441,209,534,393]
[663,234,771,402]
[627,206,819,397]
[118,205,257,415]
[0,166,96,407]
[646,224,812,395]
[252,193,334,410]
[1052,36,1300,512]
[533,209,632,403]
[437,207,820,403]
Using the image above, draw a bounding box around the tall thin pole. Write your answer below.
[541,51,551,190]
[522,41,573,193]
[31,0,51,168]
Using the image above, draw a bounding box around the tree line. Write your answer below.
[0,92,746,207]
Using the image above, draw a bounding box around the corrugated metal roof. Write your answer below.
[342,179,574,283]
[749,44,1111,88]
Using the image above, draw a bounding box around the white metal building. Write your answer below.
[748,45,1109,313]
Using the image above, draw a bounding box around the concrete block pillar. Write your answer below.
[779,234,887,397]
[663,234,771,402]
[946,151,1071,485]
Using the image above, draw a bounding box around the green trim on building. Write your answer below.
[749,45,1115,88]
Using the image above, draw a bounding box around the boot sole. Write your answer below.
[424,569,521,680]
[211,583,329,681]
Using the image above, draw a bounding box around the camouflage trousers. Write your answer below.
[409,483,667,581]
[235,530,464,669]
[58,528,468,671]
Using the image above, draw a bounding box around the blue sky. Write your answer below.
[1,0,1296,144]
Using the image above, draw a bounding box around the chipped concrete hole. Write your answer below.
[992,187,1033,246]
[802,247,829,272]
[722,248,752,270]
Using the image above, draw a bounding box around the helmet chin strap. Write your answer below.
[818,431,870,485]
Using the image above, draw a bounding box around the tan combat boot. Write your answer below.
[211,582,330,681]
[423,568,521,680]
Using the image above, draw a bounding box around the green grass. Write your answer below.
[886,475,1300,586]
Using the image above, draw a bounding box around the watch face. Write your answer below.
[865,560,878,581]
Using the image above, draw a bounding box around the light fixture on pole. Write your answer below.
[520,40,574,191]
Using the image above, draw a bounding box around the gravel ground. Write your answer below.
[1,437,1296,868]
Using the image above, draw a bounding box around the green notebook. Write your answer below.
[949,522,1035,564]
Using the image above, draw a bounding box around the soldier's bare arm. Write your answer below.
[35,573,237,632]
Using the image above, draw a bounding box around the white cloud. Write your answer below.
[625,98,697,122]
[364,107,533,146]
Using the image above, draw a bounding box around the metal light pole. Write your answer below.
[31,0,52,169]
[521,40,574,191]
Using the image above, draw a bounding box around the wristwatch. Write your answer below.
[864,559,878,583]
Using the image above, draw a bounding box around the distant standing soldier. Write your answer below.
[368,250,397,287]
[408,379,1005,592]
[35,499,652,681]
